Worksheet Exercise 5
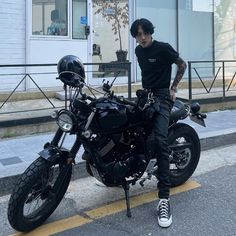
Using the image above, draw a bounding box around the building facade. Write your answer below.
[0,0,235,90]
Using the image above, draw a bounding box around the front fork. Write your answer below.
[39,128,81,163]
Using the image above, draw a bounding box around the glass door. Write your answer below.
[90,0,129,86]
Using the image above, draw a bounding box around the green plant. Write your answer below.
[93,0,129,52]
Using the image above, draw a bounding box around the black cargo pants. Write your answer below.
[151,92,174,199]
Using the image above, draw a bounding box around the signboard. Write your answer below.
[80,16,87,25]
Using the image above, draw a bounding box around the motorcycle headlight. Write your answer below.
[56,110,76,132]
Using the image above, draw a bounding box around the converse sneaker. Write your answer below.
[157,198,172,227]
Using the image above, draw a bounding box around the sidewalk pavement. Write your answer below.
[1,109,236,196]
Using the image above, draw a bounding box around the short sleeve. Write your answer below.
[163,43,179,64]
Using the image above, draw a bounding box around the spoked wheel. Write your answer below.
[168,123,200,187]
[8,157,72,232]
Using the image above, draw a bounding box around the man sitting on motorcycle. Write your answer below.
[130,18,187,228]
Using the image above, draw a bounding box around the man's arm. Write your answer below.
[170,57,187,92]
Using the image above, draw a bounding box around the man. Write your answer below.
[130,18,187,227]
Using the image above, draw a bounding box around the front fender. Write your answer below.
[38,146,71,163]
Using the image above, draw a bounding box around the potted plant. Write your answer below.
[93,0,129,61]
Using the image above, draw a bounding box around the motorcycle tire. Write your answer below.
[168,123,200,187]
[7,156,72,232]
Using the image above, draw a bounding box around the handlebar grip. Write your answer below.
[199,113,207,119]
[86,95,96,102]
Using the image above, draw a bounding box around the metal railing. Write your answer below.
[188,60,236,101]
[3,59,236,122]
[0,62,132,118]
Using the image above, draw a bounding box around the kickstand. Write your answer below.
[122,182,132,218]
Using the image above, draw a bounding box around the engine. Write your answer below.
[87,129,147,185]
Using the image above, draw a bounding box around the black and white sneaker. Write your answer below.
[157,198,172,228]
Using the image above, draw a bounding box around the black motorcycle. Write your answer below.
[7,55,206,232]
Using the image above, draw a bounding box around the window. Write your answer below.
[192,0,213,12]
[32,0,68,36]
[72,0,87,39]
[178,0,214,62]
[136,0,177,81]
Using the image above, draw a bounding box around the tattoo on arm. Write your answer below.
[172,57,187,88]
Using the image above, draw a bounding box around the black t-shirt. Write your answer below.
[135,40,179,89]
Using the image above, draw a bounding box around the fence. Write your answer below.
[188,60,236,102]
[0,62,132,118]
[1,59,236,119]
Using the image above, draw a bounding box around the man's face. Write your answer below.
[135,25,152,48]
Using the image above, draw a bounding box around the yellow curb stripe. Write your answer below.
[9,215,92,236]
[85,180,201,219]
[9,180,200,236]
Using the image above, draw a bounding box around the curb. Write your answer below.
[1,132,236,197]
[201,132,236,151]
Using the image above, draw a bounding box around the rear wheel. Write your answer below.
[168,123,200,187]
[7,156,72,232]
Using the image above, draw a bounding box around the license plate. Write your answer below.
[190,115,206,127]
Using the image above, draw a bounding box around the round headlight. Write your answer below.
[57,110,75,132]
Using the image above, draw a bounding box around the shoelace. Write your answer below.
[158,199,169,218]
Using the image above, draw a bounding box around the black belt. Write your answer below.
[146,88,169,95]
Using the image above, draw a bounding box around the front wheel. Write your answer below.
[168,123,201,187]
[7,156,72,232]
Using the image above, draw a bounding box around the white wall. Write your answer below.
[0,0,26,92]
[0,0,26,64]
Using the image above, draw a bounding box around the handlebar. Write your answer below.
[114,95,137,107]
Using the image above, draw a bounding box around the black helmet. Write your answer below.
[57,55,85,87]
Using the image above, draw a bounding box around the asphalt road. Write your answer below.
[1,143,236,236]
[52,164,236,236]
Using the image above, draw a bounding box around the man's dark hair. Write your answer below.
[130,18,154,38]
